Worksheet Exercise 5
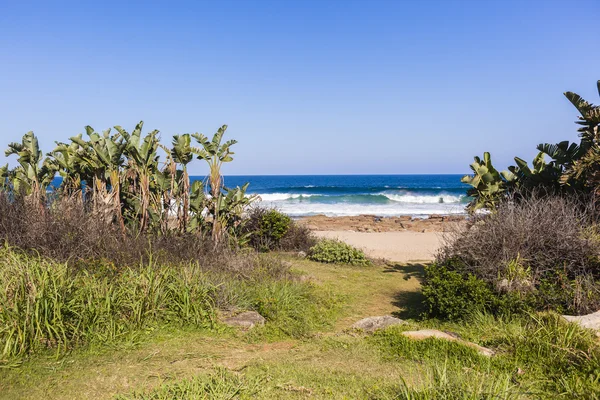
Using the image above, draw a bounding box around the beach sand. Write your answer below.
[300,215,462,262]
[313,230,442,263]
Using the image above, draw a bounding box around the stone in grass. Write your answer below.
[351,316,406,333]
[401,329,495,357]
[223,311,266,329]
[563,310,600,332]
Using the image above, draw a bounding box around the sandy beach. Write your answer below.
[313,230,443,263]
[300,215,463,262]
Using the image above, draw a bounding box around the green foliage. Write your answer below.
[248,209,292,251]
[371,312,600,398]
[0,248,215,360]
[307,239,371,266]
[259,209,291,244]
[244,207,316,252]
[2,123,257,242]
[422,262,497,320]
[461,152,515,213]
[463,80,600,211]
[247,280,340,339]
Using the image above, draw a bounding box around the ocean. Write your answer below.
[200,174,470,217]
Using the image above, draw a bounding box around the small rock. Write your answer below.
[562,310,600,331]
[223,311,266,329]
[306,225,319,230]
[401,329,495,357]
[297,251,307,258]
[351,316,406,333]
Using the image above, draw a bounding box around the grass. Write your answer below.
[1,253,599,399]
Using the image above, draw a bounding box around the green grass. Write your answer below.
[1,254,599,399]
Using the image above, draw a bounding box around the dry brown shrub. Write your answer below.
[438,194,599,282]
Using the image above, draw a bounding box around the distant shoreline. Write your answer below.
[297,214,466,233]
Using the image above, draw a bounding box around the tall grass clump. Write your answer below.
[372,312,600,398]
[396,363,518,400]
[0,247,216,360]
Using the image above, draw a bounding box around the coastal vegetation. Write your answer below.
[1,83,600,398]
[462,80,600,212]
[423,81,600,321]
[307,239,371,266]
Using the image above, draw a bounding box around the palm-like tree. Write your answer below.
[117,121,160,233]
[0,164,12,191]
[5,131,56,204]
[561,81,600,192]
[50,134,86,196]
[193,125,237,242]
[69,127,126,231]
[170,134,194,232]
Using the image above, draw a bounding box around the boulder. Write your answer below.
[351,316,406,333]
[401,329,495,357]
[562,310,600,331]
[223,311,266,329]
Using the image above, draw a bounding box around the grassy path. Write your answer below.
[0,258,426,399]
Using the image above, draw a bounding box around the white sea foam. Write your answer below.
[258,201,467,217]
[382,193,463,204]
[256,193,314,201]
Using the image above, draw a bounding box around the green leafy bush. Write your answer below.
[307,239,370,266]
[244,208,315,252]
[259,209,291,247]
[422,262,497,320]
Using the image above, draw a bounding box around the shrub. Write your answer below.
[422,262,497,320]
[244,207,316,252]
[307,239,370,266]
[434,195,600,316]
[0,194,234,268]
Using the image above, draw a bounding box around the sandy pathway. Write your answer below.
[313,230,442,262]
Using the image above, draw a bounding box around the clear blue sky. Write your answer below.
[1,0,599,175]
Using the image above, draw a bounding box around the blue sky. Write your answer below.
[0,0,599,175]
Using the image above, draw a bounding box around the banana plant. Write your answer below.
[5,131,56,204]
[117,121,160,233]
[561,81,600,192]
[507,152,562,193]
[0,164,11,191]
[170,134,194,232]
[50,135,86,196]
[461,152,515,213]
[70,127,126,231]
[217,183,257,246]
[564,81,600,149]
[189,180,208,233]
[192,125,237,242]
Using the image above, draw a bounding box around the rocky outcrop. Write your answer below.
[351,316,406,333]
[562,310,600,331]
[223,311,266,329]
[400,329,495,357]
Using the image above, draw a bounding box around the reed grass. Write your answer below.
[0,247,340,364]
[0,247,215,360]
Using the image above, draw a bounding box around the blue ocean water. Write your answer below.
[194,175,470,217]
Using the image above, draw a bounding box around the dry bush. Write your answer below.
[438,195,599,281]
[436,194,600,314]
[0,194,237,270]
